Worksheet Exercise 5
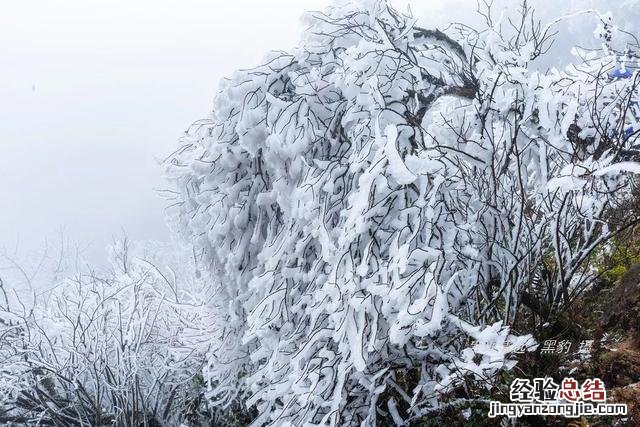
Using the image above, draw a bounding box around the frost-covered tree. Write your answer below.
[162,0,640,425]
[0,241,225,426]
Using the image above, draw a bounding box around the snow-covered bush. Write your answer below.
[0,241,221,426]
[166,0,640,424]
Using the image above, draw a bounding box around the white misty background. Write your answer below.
[0,0,327,266]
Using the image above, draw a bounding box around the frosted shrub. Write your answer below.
[0,241,218,425]
[163,0,640,424]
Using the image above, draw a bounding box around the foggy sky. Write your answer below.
[0,0,328,264]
